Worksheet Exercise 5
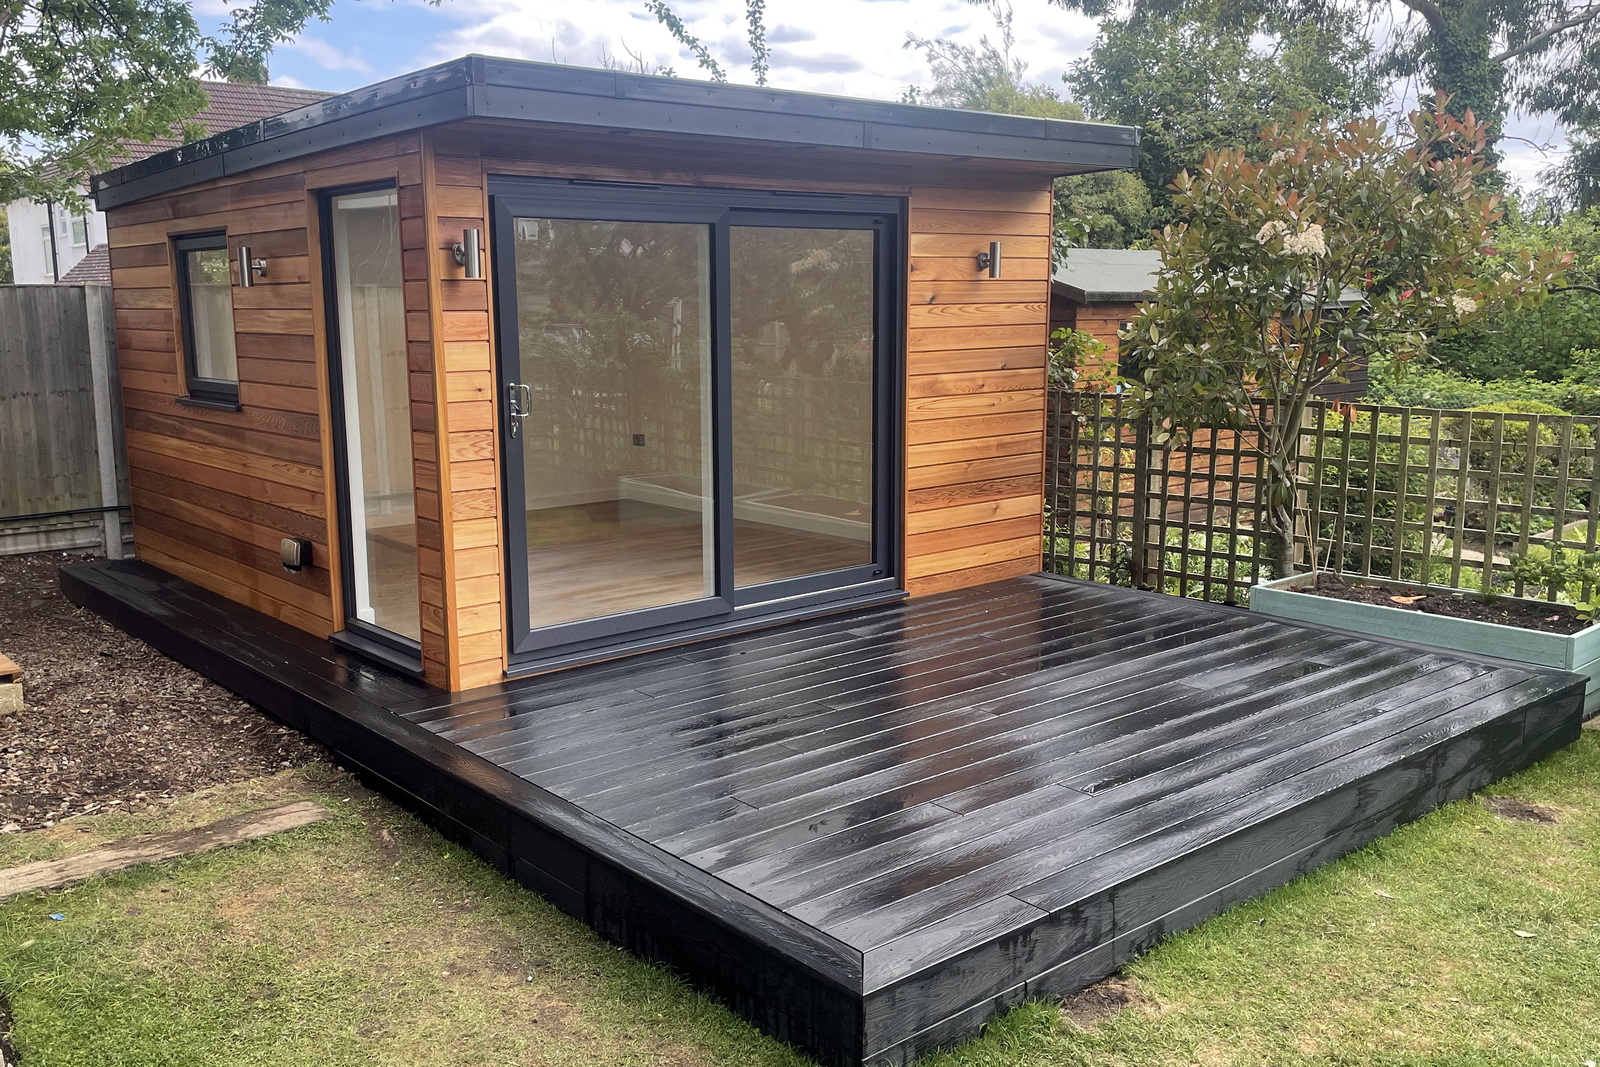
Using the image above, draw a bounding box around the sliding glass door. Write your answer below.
[729,224,876,588]
[507,214,721,637]
[492,181,898,662]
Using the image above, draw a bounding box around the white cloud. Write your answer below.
[290,36,375,75]
[411,0,1095,100]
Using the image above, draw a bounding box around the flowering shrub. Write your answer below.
[1122,103,1572,574]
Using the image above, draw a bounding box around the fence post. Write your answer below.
[1293,407,1312,574]
[1131,413,1160,588]
[1044,389,1062,574]
[83,286,124,560]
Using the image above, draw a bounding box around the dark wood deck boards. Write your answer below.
[62,559,1586,1066]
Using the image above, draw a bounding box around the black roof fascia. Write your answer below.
[93,55,1141,210]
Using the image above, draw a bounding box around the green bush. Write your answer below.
[1367,358,1599,413]
[1467,399,1571,415]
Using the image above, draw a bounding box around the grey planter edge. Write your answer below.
[1251,572,1600,719]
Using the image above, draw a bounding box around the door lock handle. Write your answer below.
[507,382,531,437]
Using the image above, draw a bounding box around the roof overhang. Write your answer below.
[92,56,1141,209]
[1051,278,1151,304]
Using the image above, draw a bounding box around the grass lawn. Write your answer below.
[3,732,1598,1067]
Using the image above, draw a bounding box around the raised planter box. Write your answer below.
[1252,572,1600,719]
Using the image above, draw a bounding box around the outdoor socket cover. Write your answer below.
[280,537,313,573]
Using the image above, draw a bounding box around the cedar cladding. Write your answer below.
[105,135,434,654]
[105,118,1057,689]
[903,177,1051,594]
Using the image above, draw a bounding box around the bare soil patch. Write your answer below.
[1060,975,1144,1029]
[0,552,323,831]
[1482,795,1562,824]
[1298,574,1591,635]
[0,993,15,1067]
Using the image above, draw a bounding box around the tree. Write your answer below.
[903,2,1153,248]
[0,207,11,284]
[645,0,770,85]
[1123,105,1570,576]
[1051,0,1600,144]
[1066,4,1381,226]
[0,0,435,206]
[1543,131,1600,212]
[1430,201,1600,380]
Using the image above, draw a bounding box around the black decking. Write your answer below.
[62,560,1585,1066]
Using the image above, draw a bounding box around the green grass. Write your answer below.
[4,735,1600,1067]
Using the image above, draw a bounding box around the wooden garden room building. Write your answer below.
[91,56,1139,691]
[72,56,1585,1067]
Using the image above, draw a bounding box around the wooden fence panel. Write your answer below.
[1298,403,1600,599]
[1048,390,1600,606]
[1044,391,1267,604]
[0,285,128,555]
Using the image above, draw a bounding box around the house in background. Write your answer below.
[1049,246,1368,398]
[5,81,329,284]
[1049,246,1161,381]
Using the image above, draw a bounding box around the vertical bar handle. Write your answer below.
[507,382,531,437]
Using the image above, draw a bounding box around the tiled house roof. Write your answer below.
[57,244,110,285]
[99,81,333,170]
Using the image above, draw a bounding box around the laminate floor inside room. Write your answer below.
[519,500,869,630]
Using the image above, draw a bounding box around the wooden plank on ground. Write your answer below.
[0,800,330,899]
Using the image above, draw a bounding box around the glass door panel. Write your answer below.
[510,217,716,632]
[329,188,419,643]
[729,226,876,588]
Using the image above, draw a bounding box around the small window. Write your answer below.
[174,234,239,406]
[70,216,87,248]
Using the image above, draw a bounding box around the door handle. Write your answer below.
[507,382,531,437]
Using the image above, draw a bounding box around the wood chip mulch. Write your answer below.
[0,552,325,832]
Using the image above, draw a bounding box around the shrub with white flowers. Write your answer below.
[1122,103,1571,577]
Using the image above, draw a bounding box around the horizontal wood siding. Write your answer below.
[105,136,425,639]
[1053,299,1135,383]
[108,113,1061,686]
[407,125,1060,662]
[904,173,1053,594]
[424,128,502,690]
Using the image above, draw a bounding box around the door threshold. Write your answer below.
[330,629,424,677]
[504,586,907,679]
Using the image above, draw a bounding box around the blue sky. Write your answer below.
[213,0,1569,192]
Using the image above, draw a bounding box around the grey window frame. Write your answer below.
[174,232,241,408]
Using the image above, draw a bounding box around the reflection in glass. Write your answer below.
[730,227,875,587]
[184,247,237,382]
[514,218,713,630]
[331,189,418,641]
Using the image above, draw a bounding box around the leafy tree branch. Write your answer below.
[644,0,728,82]
[1122,105,1572,576]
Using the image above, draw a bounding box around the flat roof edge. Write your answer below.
[92,56,1140,209]
[1052,278,1154,305]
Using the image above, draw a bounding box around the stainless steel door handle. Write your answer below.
[507,382,531,437]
